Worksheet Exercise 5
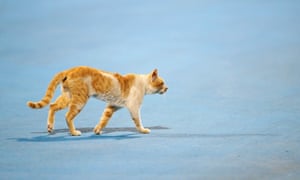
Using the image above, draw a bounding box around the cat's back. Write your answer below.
[65,66,103,78]
[62,66,118,97]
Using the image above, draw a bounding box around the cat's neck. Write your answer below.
[137,74,152,95]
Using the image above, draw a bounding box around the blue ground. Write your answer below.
[1,1,300,179]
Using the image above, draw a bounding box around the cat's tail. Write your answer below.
[27,71,66,109]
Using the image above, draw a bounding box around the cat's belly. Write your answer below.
[93,93,125,106]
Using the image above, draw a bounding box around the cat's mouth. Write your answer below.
[159,87,168,94]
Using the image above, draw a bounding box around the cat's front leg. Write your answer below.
[94,105,120,135]
[128,106,151,134]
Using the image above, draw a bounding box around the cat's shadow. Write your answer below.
[46,126,169,135]
[13,126,169,142]
[11,126,277,142]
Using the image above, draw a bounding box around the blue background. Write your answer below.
[1,1,300,179]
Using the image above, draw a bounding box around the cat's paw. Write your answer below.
[47,124,54,133]
[93,126,103,135]
[70,130,81,136]
[139,128,151,134]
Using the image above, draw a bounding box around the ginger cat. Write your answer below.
[27,66,168,136]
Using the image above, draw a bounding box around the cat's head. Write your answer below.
[147,69,168,95]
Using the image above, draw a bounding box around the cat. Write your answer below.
[27,66,168,136]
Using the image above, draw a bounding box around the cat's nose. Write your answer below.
[164,87,168,92]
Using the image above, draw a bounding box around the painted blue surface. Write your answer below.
[1,1,300,179]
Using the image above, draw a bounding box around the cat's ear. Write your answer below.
[151,69,158,82]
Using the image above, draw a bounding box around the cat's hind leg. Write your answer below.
[47,93,70,133]
[65,84,89,136]
[94,105,120,135]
